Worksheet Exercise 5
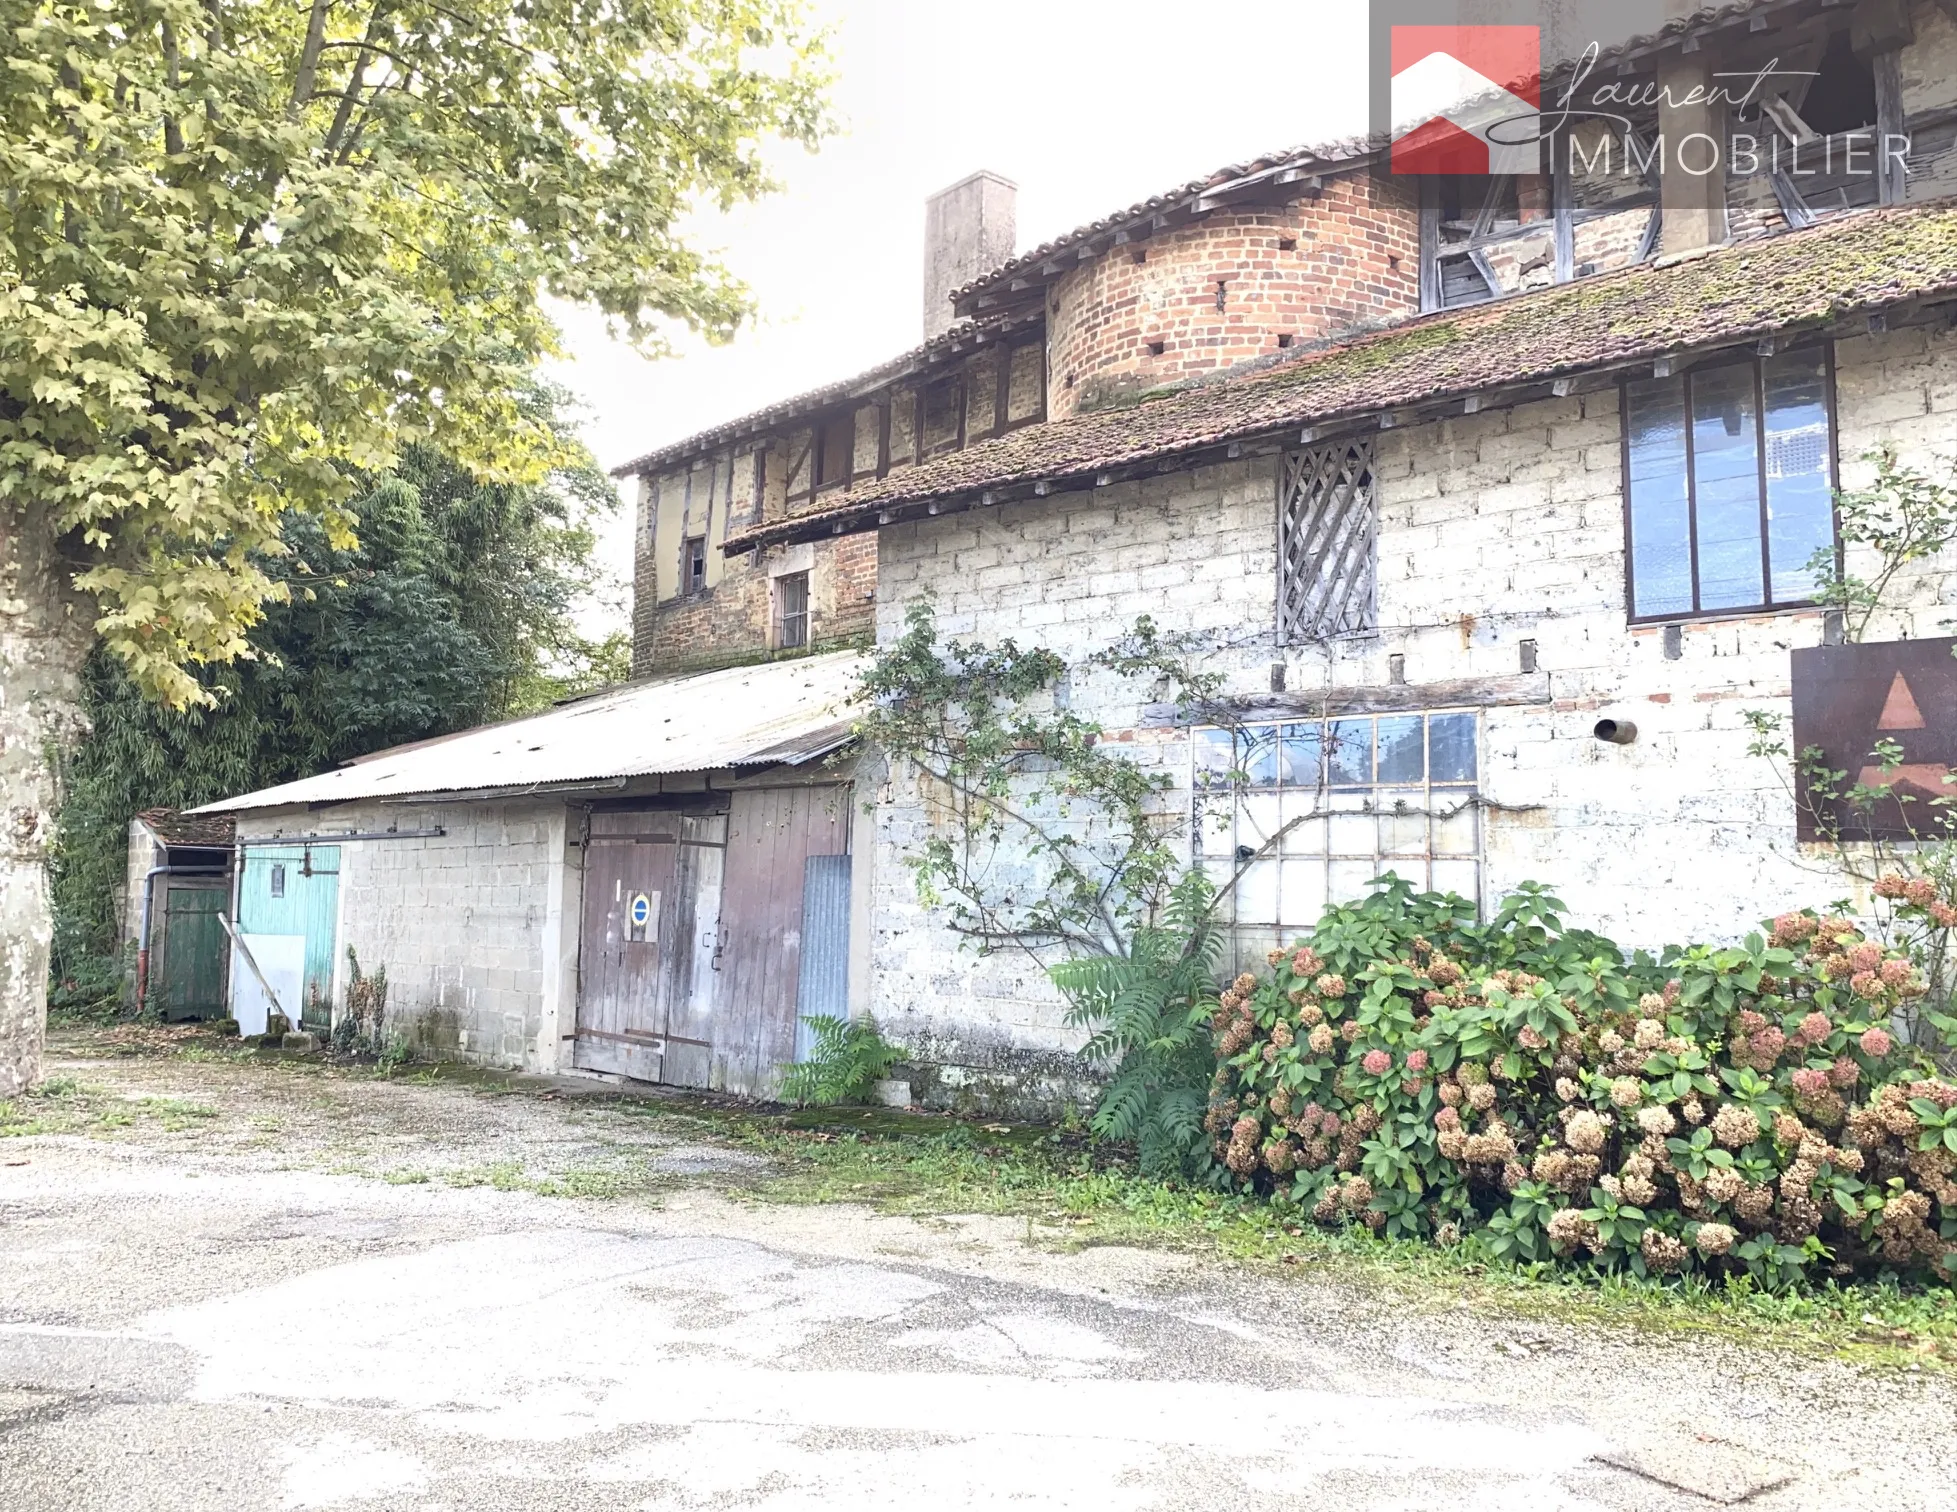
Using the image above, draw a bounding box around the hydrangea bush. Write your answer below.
[1205,878,1957,1287]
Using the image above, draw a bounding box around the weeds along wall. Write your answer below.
[229,798,579,1070]
[867,324,1957,1099]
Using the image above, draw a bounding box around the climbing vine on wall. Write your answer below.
[857,601,1257,1177]
[857,599,1229,962]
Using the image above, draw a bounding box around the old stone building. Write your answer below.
[201,0,1957,1113]
[709,0,1957,1105]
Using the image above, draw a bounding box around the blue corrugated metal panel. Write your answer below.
[793,854,852,1062]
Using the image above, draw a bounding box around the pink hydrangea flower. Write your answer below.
[1860,1026,1895,1057]
[1797,1011,1832,1046]
[1406,1049,1430,1073]
[1829,1056,1860,1087]
[1790,1067,1829,1096]
[1362,1049,1391,1076]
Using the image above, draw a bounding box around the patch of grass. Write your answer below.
[619,1103,1957,1373]
[130,1097,219,1132]
[36,1025,1955,1370]
[532,1167,637,1200]
[444,1160,529,1192]
[28,1076,81,1099]
[0,1100,59,1138]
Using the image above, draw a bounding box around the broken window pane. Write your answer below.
[1191,726,1238,790]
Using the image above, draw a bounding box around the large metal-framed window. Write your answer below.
[1192,710,1482,970]
[1621,344,1838,623]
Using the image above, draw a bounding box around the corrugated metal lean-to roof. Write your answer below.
[193,651,868,814]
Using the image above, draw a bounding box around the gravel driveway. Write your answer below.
[1,1035,1951,1511]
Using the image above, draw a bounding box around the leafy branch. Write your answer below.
[1803,448,1957,643]
[857,600,1227,966]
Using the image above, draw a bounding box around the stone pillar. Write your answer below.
[922,171,1016,341]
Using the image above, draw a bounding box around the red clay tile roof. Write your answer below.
[726,201,1957,556]
[948,138,1379,311]
[948,0,1787,312]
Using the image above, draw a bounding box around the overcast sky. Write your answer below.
[546,1,1374,630]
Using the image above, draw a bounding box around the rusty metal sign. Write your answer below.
[1790,638,1957,842]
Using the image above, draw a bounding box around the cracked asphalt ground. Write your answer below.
[3,1033,1954,1511]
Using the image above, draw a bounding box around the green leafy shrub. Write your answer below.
[779,1016,904,1107]
[1209,876,1957,1288]
[1051,870,1226,1181]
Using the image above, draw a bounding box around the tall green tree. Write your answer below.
[50,389,622,984]
[0,0,832,1091]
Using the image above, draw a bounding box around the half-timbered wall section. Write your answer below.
[1425,0,1957,309]
[623,319,1045,677]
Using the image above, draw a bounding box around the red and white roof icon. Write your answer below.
[1390,25,1542,176]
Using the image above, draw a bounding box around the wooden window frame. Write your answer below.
[682,535,708,596]
[1277,440,1379,644]
[1619,342,1841,627]
[774,570,811,650]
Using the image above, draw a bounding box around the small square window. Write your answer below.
[776,571,810,650]
[683,537,706,594]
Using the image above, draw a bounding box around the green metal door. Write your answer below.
[153,879,231,1022]
[237,846,341,1030]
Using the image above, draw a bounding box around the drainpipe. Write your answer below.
[135,864,228,1014]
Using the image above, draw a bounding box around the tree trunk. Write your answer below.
[0,502,93,1097]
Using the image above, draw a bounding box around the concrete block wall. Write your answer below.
[867,324,1957,1080]
[232,798,578,1072]
[1046,174,1419,418]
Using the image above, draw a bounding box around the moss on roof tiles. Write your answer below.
[727,202,1957,554]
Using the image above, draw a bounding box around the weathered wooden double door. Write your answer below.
[573,786,849,1095]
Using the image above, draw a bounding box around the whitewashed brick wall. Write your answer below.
[869,325,1957,1079]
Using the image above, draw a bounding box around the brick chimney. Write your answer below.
[922,171,1016,341]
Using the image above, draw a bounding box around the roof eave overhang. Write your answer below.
[608,311,1046,480]
[728,291,1953,559]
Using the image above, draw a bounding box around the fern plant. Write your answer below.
[1050,870,1225,1181]
[778,1015,904,1106]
